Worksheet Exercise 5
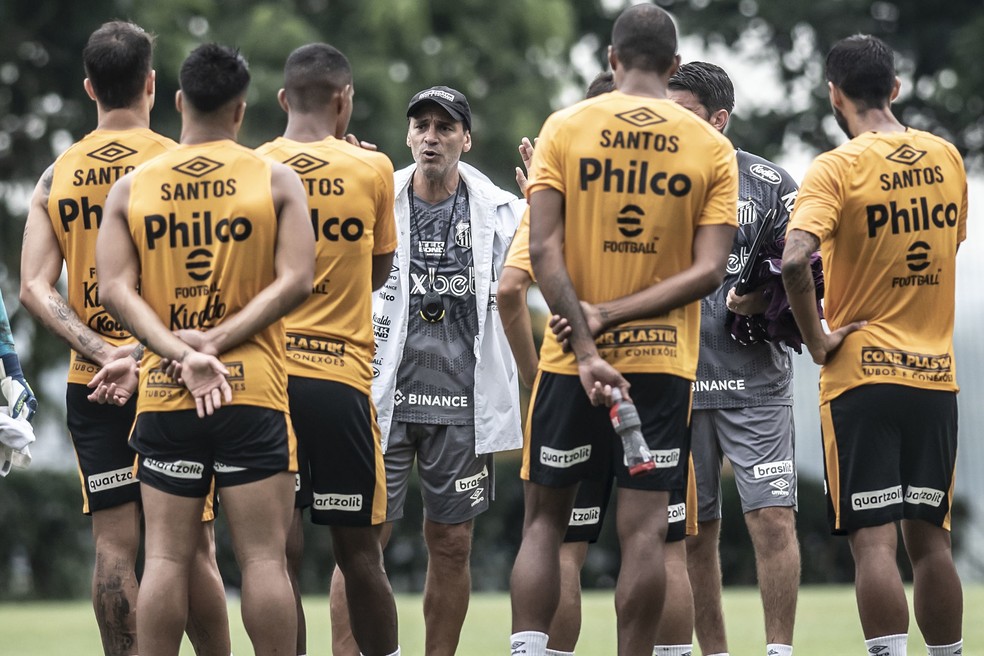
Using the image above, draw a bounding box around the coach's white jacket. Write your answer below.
[371,161,524,455]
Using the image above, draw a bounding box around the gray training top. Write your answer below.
[394,182,478,425]
[692,150,798,410]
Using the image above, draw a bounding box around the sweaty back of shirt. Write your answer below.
[788,128,967,403]
[528,90,738,380]
[256,136,396,396]
[126,140,290,414]
[48,128,176,384]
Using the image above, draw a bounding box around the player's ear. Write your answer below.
[666,53,681,79]
[889,76,901,103]
[337,84,353,113]
[277,88,289,113]
[83,78,97,102]
[710,108,729,132]
[462,129,472,153]
[175,89,184,114]
[146,70,156,111]
[233,99,247,125]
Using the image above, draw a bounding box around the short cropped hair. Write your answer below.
[586,71,615,99]
[283,43,352,113]
[826,34,896,110]
[83,21,154,110]
[179,43,250,113]
[611,4,677,74]
[668,61,735,114]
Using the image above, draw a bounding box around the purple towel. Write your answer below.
[726,238,824,354]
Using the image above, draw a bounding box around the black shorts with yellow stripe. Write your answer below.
[289,377,386,527]
[66,383,140,514]
[524,372,691,493]
[821,384,957,535]
[131,405,295,498]
[564,454,698,544]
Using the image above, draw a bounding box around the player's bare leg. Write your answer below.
[136,486,207,656]
[511,482,580,646]
[614,488,668,656]
[330,521,394,656]
[185,520,231,656]
[655,539,694,648]
[91,501,141,656]
[221,472,297,654]
[745,506,799,646]
[422,518,474,656]
[902,519,962,646]
[849,523,909,639]
[332,524,398,655]
[687,518,728,654]
[286,509,307,656]
[546,541,589,652]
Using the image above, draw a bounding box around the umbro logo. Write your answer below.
[88,141,138,163]
[885,144,927,166]
[770,478,790,491]
[615,107,666,128]
[172,156,224,178]
[868,646,889,654]
[283,153,329,175]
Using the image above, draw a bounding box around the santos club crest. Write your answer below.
[455,222,472,248]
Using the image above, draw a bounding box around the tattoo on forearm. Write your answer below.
[786,264,816,295]
[130,343,145,362]
[47,293,106,360]
[782,231,820,295]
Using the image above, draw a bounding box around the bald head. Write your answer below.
[612,4,678,74]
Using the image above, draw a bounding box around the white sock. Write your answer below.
[546,649,575,656]
[926,640,962,656]
[705,653,730,656]
[653,645,693,656]
[865,634,907,656]
[360,650,399,656]
[512,631,548,655]
[767,644,793,656]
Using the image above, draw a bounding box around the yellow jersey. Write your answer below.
[126,140,290,414]
[788,128,967,403]
[255,136,396,394]
[504,207,534,279]
[528,90,738,379]
[47,128,176,384]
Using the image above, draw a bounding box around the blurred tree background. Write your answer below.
[1,0,983,598]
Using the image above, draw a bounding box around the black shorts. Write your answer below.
[564,455,697,544]
[524,372,691,493]
[66,383,140,514]
[821,384,958,535]
[131,405,295,498]
[289,377,386,526]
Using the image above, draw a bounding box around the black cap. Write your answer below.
[406,86,471,131]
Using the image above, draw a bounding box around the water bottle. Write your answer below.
[609,388,656,476]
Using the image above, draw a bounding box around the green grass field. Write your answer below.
[1,585,978,654]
